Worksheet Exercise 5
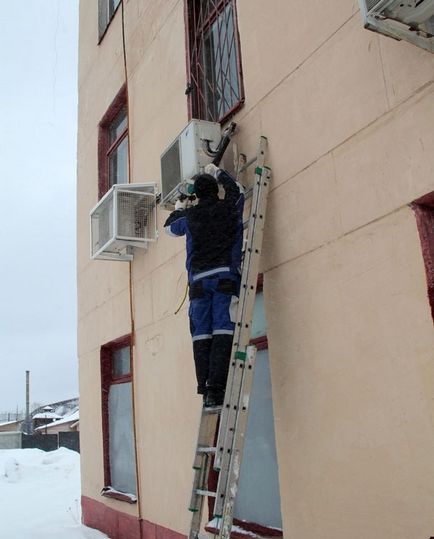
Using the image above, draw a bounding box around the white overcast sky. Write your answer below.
[0,1,79,411]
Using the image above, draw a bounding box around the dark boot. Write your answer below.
[207,334,233,396]
[193,339,212,395]
[204,388,225,407]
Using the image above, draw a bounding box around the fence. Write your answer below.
[0,432,22,450]
[0,431,80,453]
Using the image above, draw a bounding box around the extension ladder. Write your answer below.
[188,136,271,539]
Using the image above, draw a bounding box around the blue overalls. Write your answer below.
[164,170,244,396]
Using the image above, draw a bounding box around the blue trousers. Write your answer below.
[189,275,240,393]
[189,277,239,340]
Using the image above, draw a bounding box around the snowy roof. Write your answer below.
[35,410,79,431]
[33,412,62,420]
[0,420,22,427]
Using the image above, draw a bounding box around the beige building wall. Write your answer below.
[77,1,434,538]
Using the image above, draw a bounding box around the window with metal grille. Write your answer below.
[185,0,244,123]
[98,86,129,199]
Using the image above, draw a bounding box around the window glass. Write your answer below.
[251,291,267,339]
[108,0,121,19]
[99,0,121,40]
[109,108,127,146]
[109,135,128,187]
[202,4,239,120]
[108,382,136,494]
[112,346,130,378]
[234,348,282,527]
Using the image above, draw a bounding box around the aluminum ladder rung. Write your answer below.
[196,446,216,454]
[195,489,217,498]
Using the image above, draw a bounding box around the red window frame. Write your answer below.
[184,0,245,123]
[249,273,268,351]
[98,85,128,199]
[100,334,136,504]
[412,192,434,323]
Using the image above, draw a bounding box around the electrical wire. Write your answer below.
[175,282,189,315]
[121,0,143,523]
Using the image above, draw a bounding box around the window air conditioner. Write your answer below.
[160,119,221,210]
[90,183,157,261]
[359,0,434,52]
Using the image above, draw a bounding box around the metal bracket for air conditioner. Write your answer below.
[359,0,434,53]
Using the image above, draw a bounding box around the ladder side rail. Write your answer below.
[189,454,210,539]
[214,159,269,470]
[189,410,219,539]
[214,138,268,469]
[216,208,259,448]
[218,346,257,539]
[213,167,271,517]
[212,343,252,518]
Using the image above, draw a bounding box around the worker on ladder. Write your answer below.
[164,165,244,407]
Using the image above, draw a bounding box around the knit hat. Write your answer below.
[193,174,219,199]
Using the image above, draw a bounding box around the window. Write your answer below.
[101,336,137,501]
[98,87,129,199]
[412,193,434,322]
[98,0,122,41]
[185,0,244,123]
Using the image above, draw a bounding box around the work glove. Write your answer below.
[204,163,220,179]
[175,197,188,210]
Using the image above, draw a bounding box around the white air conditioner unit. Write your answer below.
[160,119,221,210]
[359,0,434,52]
[90,183,157,261]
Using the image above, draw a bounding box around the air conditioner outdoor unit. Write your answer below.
[359,0,434,52]
[160,119,221,210]
[90,183,157,261]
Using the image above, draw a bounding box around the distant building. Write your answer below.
[0,420,22,433]
[32,398,79,418]
[32,406,62,431]
[34,410,79,435]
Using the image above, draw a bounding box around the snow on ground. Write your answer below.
[0,447,108,539]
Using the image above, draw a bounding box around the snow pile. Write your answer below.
[0,447,107,539]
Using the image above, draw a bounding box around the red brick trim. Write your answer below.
[82,496,186,539]
[82,495,141,539]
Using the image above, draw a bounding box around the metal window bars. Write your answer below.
[186,0,244,122]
